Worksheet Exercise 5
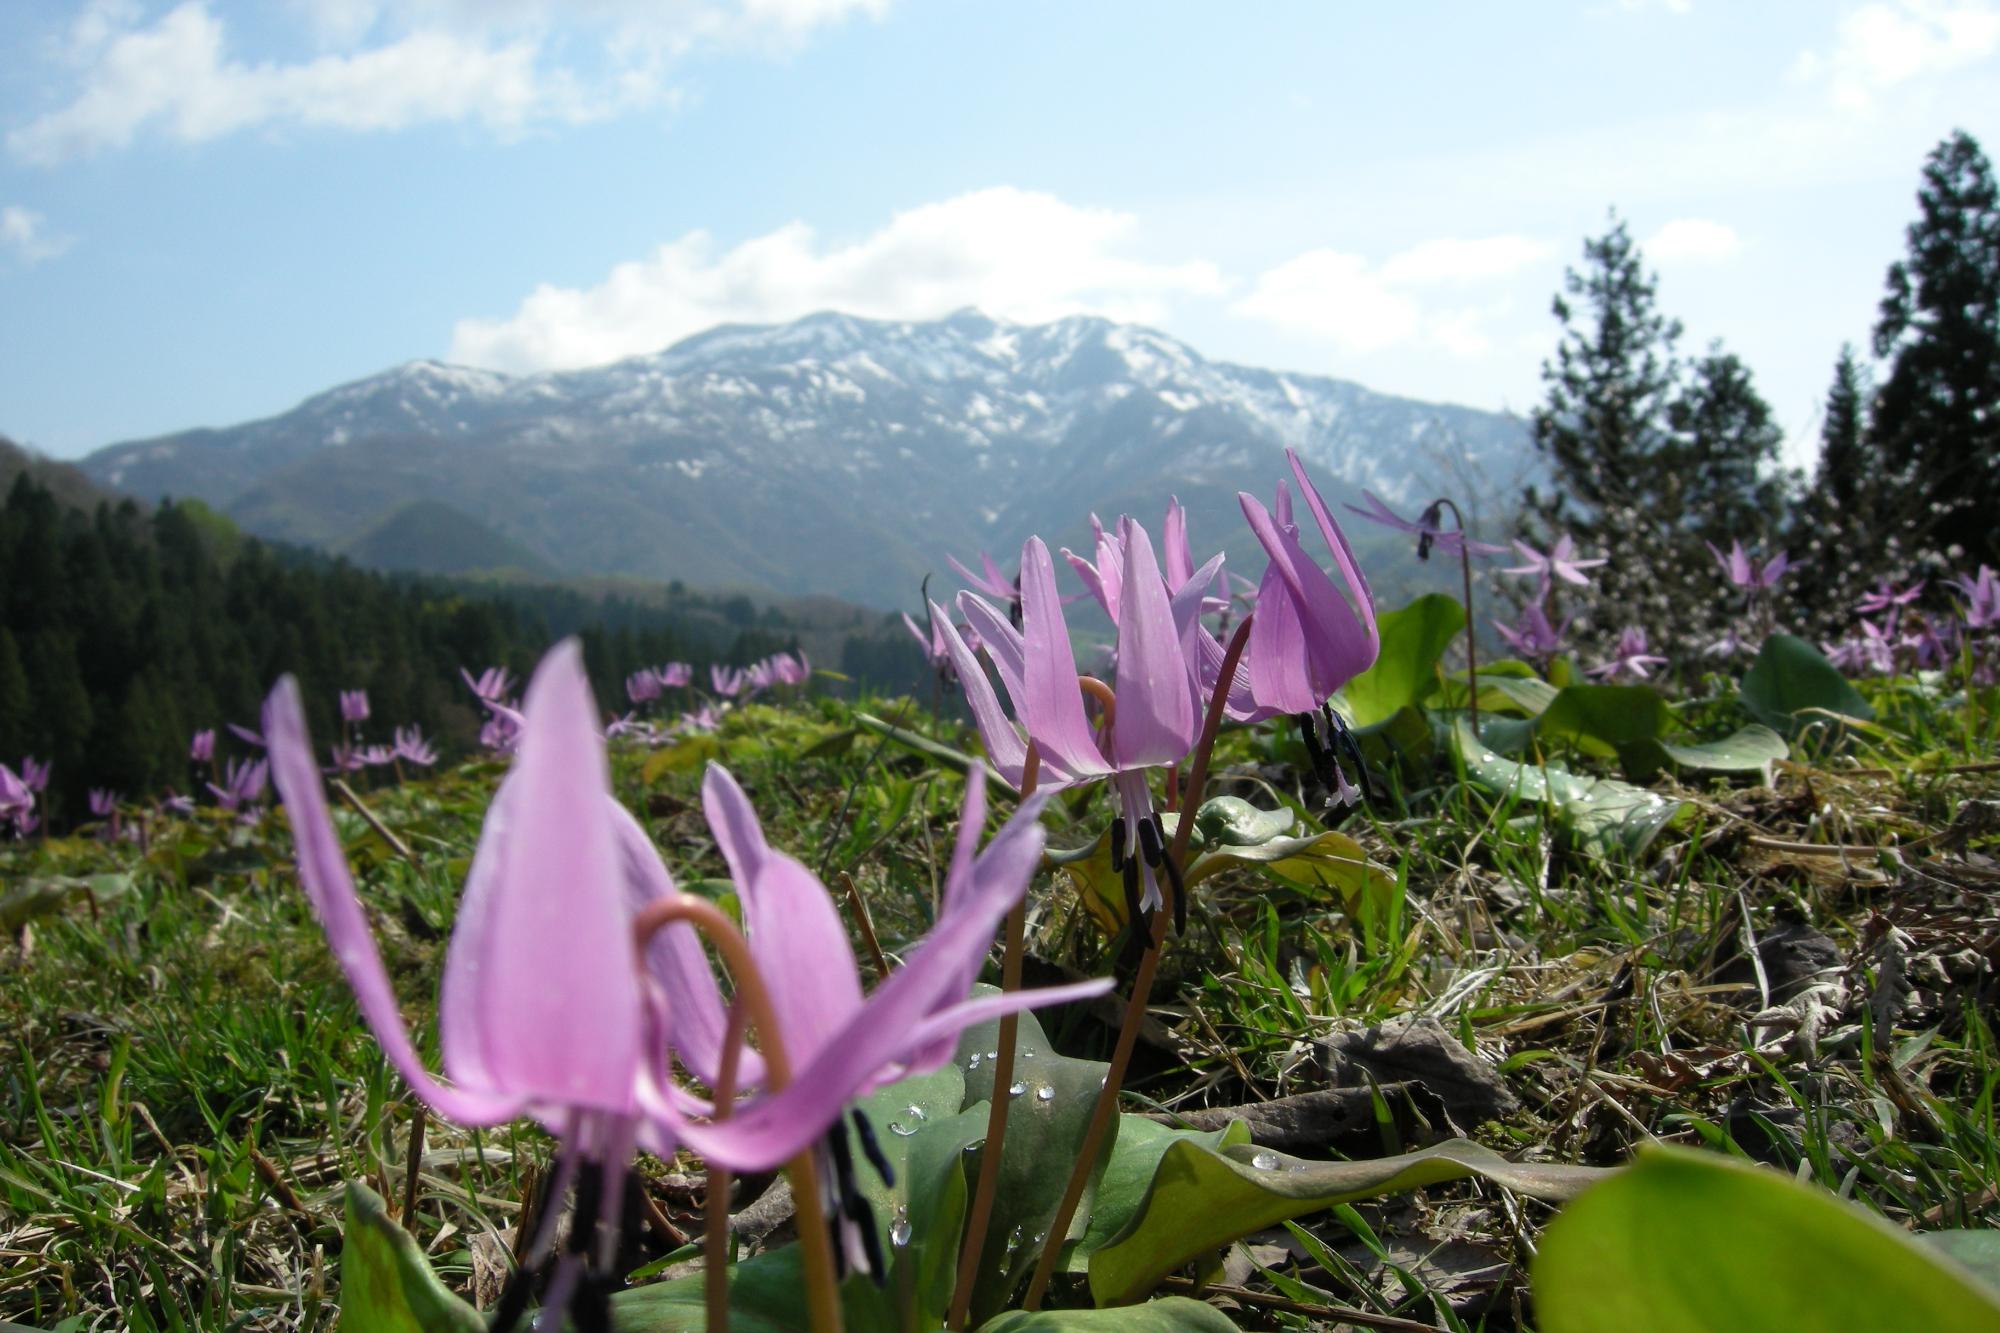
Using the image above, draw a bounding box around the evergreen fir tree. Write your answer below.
[1869,129,2000,561]
[1666,344,1792,544]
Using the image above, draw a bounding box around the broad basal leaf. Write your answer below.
[978,1296,1242,1331]
[1089,1138,1606,1307]
[1451,722,1688,860]
[1339,594,1465,728]
[1534,1146,2000,1333]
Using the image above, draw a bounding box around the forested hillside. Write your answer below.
[0,474,923,823]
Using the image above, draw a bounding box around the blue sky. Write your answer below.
[2,1,1996,465]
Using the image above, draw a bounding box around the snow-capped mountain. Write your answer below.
[81,310,1531,606]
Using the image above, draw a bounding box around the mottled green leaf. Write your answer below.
[1090,1138,1605,1306]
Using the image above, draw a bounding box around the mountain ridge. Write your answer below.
[79,310,1532,607]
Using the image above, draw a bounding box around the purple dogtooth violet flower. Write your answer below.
[1708,539,1791,590]
[1225,452,1380,808]
[228,722,266,749]
[461,665,517,703]
[209,756,270,812]
[658,661,692,689]
[632,761,1111,1280]
[1589,626,1668,681]
[0,763,32,824]
[18,755,50,792]
[626,668,664,705]
[1503,535,1607,592]
[189,729,216,763]
[1494,601,1572,663]
[1345,490,1507,560]
[953,520,1202,922]
[89,789,118,819]
[267,641,663,1330]
[768,651,810,687]
[1953,564,1999,630]
[393,726,438,767]
[1857,578,1926,616]
[339,690,370,725]
[711,664,746,698]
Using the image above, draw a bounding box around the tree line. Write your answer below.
[1522,128,1999,651]
[0,479,924,823]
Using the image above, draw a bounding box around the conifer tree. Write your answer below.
[1870,129,2000,561]
[1667,345,1792,544]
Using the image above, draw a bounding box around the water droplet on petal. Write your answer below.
[1034,1085,1055,1102]
[1250,1150,1280,1170]
[1008,1081,1027,1097]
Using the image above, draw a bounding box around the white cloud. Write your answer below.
[0,206,73,264]
[1646,217,1742,262]
[10,0,885,163]
[1233,235,1549,357]
[1380,235,1555,285]
[1792,0,2000,107]
[449,187,1228,372]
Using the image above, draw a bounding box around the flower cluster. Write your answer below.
[936,450,1378,932]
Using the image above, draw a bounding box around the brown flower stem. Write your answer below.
[632,897,843,1333]
[1431,498,1480,738]
[1023,614,1254,1310]
[946,745,1040,1330]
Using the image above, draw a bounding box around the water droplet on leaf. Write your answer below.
[1250,1149,1280,1170]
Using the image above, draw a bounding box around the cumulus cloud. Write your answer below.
[1646,217,1742,262]
[449,187,1228,372]
[9,0,885,163]
[1792,0,2000,106]
[1233,234,1549,357]
[0,206,73,264]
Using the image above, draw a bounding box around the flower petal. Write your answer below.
[933,606,1029,790]
[443,640,641,1113]
[264,676,523,1126]
[1018,537,1112,779]
[702,764,864,1064]
[1109,518,1199,768]
[609,800,764,1092]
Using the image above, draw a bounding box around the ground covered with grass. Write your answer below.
[3,655,1997,1329]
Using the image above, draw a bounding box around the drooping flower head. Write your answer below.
[1952,565,1999,631]
[208,757,270,813]
[1708,540,1791,590]
[1503,535,1606,594]
[0,764,33,824]
[393,725,438,767]
[1494,601,1572,664]
[1857,578,1926,617]
[953,519,1200,919]
[626,668,664,705]
[269,642,648,1328]
[1345,490,1507,561]
[339,690,370,725]
[18,756,50,792]
[189,729,216,764]
[1589,626,1668,681]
